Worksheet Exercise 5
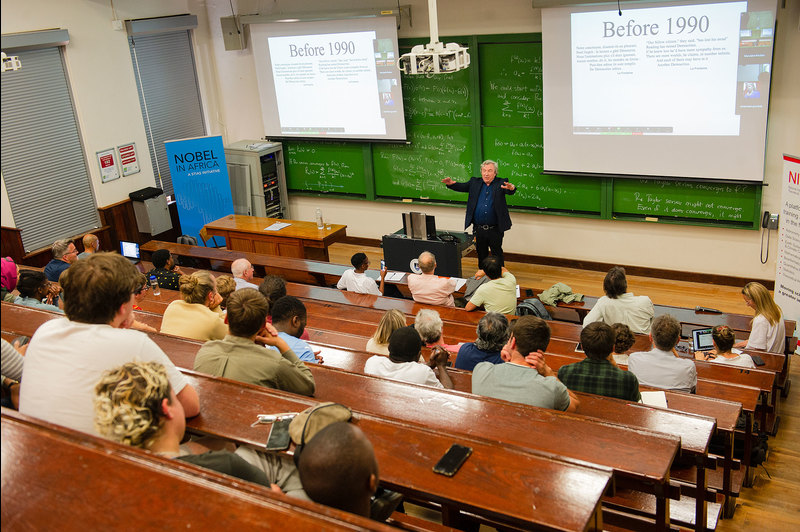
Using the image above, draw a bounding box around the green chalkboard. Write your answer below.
[613,179,759,223]
[483,127,602,213]
[285,141,365,195]
[401,68,471,125]
[373,124,474,200]
[479,43,543,127]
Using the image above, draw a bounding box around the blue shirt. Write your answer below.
[455,342,503,372]
[277,331,316,363]
[44,260,70,282]
[14,296,64,314]
[473,183,497,225]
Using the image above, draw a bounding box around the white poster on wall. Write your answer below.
[774,154,800,324]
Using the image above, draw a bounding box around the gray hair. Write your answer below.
[51,239,73,259]
[231,258,251,277]
[418,251,436,273]
[474,312,511,352]
[481,160,498,173]
[414,308,443,344]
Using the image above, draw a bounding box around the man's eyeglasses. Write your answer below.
[134,285,150,296]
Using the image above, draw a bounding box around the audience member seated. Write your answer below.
[194,288,314,498]
[734,282,786,353]
[94,361,274,487]
[77,233,100,260]
[13,270,63,313]
[628,314,696,393]
[472,315,579,412]
[215,275,236,311]
[44,239,78,282]
[406,251,457,307]
[558,322,641,401]
[193,289,315,396]
[582,266,654,334]
[231,258,258,290]
[146,249,183,291]
[2,338,25,409]
[454,312,510,371]
[160,272,227,341]
[337,252,386,296]
[128,274,157,334]
[464,257,517,314]
[611,323,636,366]
[259,275,311,341]
[1,256,19,302]
[364,326,453,389]
[696,325,756,368]
[414,308,460,354]
[271,296,322,363]
[366,309,406,356]
[297,422,379,519]
[19,252,199,436]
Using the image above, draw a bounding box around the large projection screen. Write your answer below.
[251,17,406,142]
[542,0,778,182]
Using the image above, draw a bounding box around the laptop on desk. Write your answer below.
[691,327,714,352]
[120,240,141,264]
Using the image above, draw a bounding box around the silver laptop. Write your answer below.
[691,327,714,351]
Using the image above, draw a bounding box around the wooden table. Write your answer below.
[203,215,347,261]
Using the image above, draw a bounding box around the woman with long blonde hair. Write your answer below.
[366,309,406,355]
[734,282,785,353]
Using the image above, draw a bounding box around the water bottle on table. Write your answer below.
[149,275,161,296]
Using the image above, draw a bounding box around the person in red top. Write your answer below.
[406,251,457,307]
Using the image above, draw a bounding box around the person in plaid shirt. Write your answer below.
[557,322,641,402]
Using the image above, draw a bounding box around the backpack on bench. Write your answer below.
[515,298,551,320]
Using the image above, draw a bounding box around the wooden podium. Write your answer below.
[203,215,347,261]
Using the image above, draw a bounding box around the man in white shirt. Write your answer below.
[231,258,258,290]
[337,252,387,295]
[628,314,696,393]
[582,266,654,334]
[364,326,453,389]
[406,251,457,307]
[19,252,200,436]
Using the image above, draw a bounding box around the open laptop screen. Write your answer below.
[692,328,714,351]
[119,241,141,261]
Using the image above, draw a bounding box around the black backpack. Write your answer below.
[515,298,551,320]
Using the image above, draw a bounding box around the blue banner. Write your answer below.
[165,135,233,246]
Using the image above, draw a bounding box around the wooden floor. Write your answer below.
[329,243,800,531]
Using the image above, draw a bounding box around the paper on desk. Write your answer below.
[384,271,405,282]
[264,222,291,231]
[640,391,668,409]
[516,285,521,298]
[453,278,467,291]
[732,348,744,354]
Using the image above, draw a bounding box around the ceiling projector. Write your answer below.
[397,41,470,75]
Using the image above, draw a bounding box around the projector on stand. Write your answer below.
[397,41,470,75]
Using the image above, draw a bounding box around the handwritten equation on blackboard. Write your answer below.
[614,180,755,221]
[285,143,363,194]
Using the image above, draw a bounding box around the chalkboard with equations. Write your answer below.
[281,33,762,229]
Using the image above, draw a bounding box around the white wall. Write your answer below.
[3,0,797,280]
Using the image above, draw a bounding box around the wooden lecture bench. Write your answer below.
[1,408,397,531]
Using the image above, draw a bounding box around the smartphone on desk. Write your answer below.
[265,417,293,451]
[433,444,472,477]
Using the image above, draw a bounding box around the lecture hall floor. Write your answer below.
[328,243,800,531]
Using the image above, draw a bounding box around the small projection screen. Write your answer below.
[251,16,407,142]
[542,0,778,182]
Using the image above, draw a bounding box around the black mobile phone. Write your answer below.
[432,444,472,477]
[265,418,293,451]
[751,354,765,367]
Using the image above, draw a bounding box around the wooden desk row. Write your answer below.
[1,408,397,531]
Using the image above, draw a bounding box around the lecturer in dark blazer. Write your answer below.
[442,160,516,267]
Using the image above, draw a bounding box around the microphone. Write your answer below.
[695,306,722,314]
